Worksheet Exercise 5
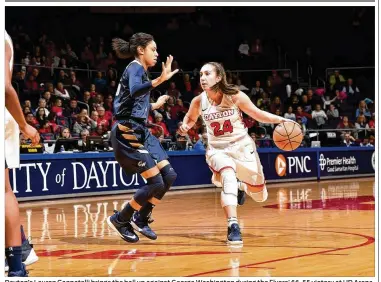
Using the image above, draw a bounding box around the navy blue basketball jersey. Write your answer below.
[114,60,153,122]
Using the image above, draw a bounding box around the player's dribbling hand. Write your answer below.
[281,118,301,129]
[20,124,40,146]
[160,55,179,82]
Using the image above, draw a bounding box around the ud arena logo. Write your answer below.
[275,154,287,177]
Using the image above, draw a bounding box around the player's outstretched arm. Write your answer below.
[151,95,170,110]
[179,95,201,134]
[234,92,293,125]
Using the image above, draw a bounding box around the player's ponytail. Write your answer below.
[112,38,133,59]
[112,33,154,59]
[207,62,240,96]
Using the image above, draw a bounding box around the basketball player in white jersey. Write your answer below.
[5,30,40,276]
[179,62,297,244]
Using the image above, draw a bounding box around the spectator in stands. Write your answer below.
[360,138,373,147]
[31,68,41,84]
[342,78,360,96]
[35,98,50,116]
[91,124,107,137]
[193,82,203,96]
[23,106,31,115]
[25,74,38,94]
[73,113,97,134]
[57,70,71,85]
[368,113,375,134]
[165,81,181,99]
[250,80,264,99]
[89,93,104,112]
[341,132,356,147]
[59,127,72,139]
[243,115,256,132]
[42,91,53,109]
[97,105,112,127]
[107,80,117,95]
[311,104,328,127]
[275,109,283,117]
[270,96,284,114]
[284,106,296,121]
[38,119,55,135]
[236,79,249,92]
[64,99,81,119]
[36,107,47,125]
[268,70,283,90]
[89,84,97,97]
[25,112,38,127]
[80,129,90,148]
[355,100,371,118]
[81,46,95,67]
[296,117,307,136]
[170,98,188,121]
[326,104,339,120]
[54,82,70,100]
[69,71,82,90]
[103,94,114,112]
[61,44,78,61]
[153,113,170,138]
[94,71,107,92]
[256,92,271,111]
[337,116,355,139]
[355,114,370,139]
[82,91,91,105]
[193,132,208,151]
[329,70,345,90]
[296,106,311,125]
[321,94,337,110]
[51,98,64,117]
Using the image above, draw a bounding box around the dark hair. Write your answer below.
[112,33,154,59]
[204,62,239,95]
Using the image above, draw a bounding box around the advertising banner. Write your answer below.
[318,148,375,179]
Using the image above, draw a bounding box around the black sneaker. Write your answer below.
[227,223,243,245]
[237,181,246,206]
[8,263,28,277]
[107,211,139,243]
[131,212,157,240]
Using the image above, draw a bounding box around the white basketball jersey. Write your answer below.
[5,30,20,169]
[5,30,16,134]
[200,92,247,148]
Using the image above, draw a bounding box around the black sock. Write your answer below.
[117,203,136,223]
[20,225,27,243]
[139,202,155,219]
[5,246,23,273]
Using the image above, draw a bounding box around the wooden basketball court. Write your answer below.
[17,177,375,277]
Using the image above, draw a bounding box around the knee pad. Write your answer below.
[220,169,238,207]
[161,165,177,190]
[248,185,268,203]
[134,174,164,206]
[155,165,177,200]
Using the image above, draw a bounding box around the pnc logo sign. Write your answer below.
[275,154,287,177]
[275,154,312,177]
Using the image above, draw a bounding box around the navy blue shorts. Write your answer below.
[110,119,169,175]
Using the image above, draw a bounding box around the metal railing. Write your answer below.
[325,66,375,81]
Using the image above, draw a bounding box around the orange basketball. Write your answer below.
[273,121,303,151]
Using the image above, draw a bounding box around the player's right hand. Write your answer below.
[20,124,40,145]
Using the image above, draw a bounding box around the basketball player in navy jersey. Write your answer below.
[107,33,178,243]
